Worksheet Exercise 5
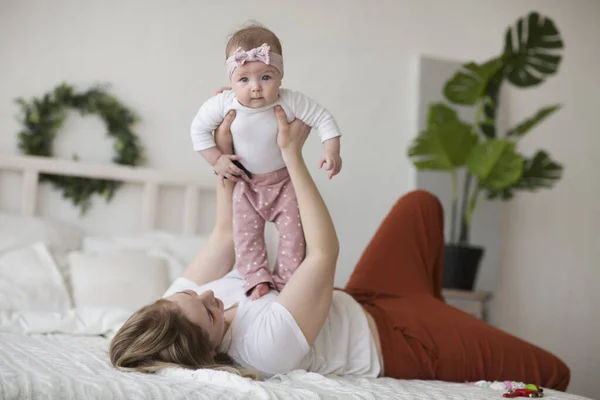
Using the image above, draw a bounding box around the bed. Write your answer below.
[0,154,591,400]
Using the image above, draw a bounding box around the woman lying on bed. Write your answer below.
[109,107,570,390]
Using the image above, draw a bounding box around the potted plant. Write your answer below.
[407,11,565,290]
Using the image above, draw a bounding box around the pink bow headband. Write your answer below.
[225,43,284,80]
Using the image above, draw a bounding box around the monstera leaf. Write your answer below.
[485,187,515,201]
[486,150,563,199]
[479,70,504,139]
[467,140,523,190]
[408,103,478,170]
[443,58,503,106]
[503,12,564,87]
[506,104,561,138]
[518,150,563,188]
[427,102,459,129]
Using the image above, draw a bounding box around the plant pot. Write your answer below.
[442,244,484,291]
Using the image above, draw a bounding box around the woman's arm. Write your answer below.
[182,111,239,285]
[274,106,340,345]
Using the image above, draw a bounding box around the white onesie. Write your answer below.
[190,88,342,174]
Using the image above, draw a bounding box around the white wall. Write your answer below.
[488,4,600,398]
[1,0,598,397]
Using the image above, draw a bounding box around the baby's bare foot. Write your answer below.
[251,283,270,300]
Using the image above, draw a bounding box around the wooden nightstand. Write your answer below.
[442,289,492,321]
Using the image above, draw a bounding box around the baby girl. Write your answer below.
[190,24,342,300]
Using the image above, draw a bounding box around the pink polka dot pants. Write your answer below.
[233,167,306,295]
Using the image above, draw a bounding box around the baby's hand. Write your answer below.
[250,283,270,301]
[214,154,244,184]
[318,150,342,179]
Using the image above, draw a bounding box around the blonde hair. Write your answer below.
[226,23,282,58]
[109,299,262,380]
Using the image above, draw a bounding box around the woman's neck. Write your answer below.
[222,305,238,340]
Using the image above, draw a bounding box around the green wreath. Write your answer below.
[16,83,145,215]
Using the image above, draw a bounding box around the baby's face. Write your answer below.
[230,60,281,108]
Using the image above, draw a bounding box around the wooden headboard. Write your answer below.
[0,154,216,235]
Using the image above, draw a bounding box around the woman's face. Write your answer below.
[167,289,225,349]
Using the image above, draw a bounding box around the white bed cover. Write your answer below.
[0,331,591,400]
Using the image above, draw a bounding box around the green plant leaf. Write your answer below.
[467,139,523,190]
[503,12,564,87]
[409,104,478,170]
[506,104,561,138]
[479,70,504,139]
[443,58,503,106]
[485,150,563,199]
[486,188,515,201]
[427,103,458,129]
[519,150,563,189]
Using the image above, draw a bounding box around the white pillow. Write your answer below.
[0,213,83,307]
[68,251,171,310]
[145,231,207,265]
[48,248,75,302]
[0,242,71,312]
[82,231,208,280]
[0,213,84,254]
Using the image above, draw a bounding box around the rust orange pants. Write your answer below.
[343,190,570,391]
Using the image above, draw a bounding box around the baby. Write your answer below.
[190,24,342,300]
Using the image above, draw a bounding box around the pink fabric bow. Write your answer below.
[225,43,284,80]
[232,43,271,67]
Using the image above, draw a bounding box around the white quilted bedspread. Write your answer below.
[0,332,591,400]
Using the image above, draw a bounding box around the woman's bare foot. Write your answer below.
[250,283,270,300]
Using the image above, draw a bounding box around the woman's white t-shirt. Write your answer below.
[163,269,381,378]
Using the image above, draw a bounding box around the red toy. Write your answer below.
[503,387,544,398]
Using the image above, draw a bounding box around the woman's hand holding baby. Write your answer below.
[274,106,342,179]
[274,106,310,156]
[213,110,244,186]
